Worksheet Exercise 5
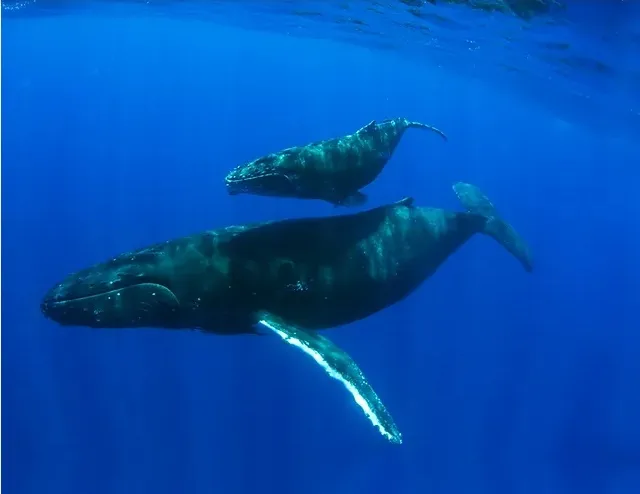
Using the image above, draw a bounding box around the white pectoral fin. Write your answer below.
[257,312,402,445]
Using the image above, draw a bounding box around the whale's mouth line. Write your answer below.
[51,288,123,305]
[48,282,176,306]
[224,172,283,184]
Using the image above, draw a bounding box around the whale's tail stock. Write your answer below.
[453,182,533,273]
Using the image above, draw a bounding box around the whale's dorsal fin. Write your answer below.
[356,119,377,134]
[395,197,414,207]
[256,312,402,445]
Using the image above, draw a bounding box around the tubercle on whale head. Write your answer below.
[40,248,181,329]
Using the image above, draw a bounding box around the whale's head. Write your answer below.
[40,248,181,329]
[224,152,300,197]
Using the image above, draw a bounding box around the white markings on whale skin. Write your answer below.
[286,280,309,292]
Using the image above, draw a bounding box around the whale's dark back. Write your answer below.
[220,205,389,262]
[295,118,407,192]
[214,203,397,329]
[211,201,484,330]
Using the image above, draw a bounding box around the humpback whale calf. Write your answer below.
[224,117,448,207]
[41,182,532,444]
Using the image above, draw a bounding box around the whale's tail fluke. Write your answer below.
[407,120,448,142]
[453,182,533,272]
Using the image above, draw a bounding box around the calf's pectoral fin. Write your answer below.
[256,312,402,445]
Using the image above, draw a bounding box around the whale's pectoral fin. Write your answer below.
[256,312,402,445]
[356,119,377,134]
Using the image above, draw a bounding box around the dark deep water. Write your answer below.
[2,2,640,493]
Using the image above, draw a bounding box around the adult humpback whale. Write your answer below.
[41,182,532,444]
[224,117,447,206]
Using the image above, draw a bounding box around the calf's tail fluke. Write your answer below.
[408,120,448,141]
[453,182,533,272]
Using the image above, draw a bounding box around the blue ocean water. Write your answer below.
[2,1,640,493]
